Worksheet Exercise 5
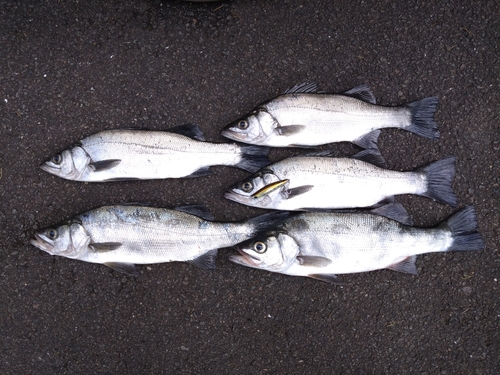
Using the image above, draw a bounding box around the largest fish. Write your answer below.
[40,124,270,181]
[221,83,439,149]
[30,205,289,275]
[230,206,484,284]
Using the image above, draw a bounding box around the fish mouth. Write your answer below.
[224,191,252,205]
[30,233,54,254]
[221,127,246,142]
[228,248,261,267]
[40,162,60,175]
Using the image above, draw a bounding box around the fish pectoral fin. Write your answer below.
[174,204,214,221]
[104,262,139,276]
[387,255,417,275]
[187,249,218,269]
[89,159,121,172]
[343,84,376,104]
[283,185,314,199]
[89,242,123,252]
[297,255,332,267]
[308,273,344,285]
[274,125,307,136]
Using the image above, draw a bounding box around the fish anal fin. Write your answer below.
[275,125,307,136]
[308,273,344,285]
[187,249,218,269]
[104,262,139,276]
[285,185,314,199]
[186,166,211,178]
[89,159,121,172]
[89,242,122,252]
[353,130,380,150]
[387,255,417,275]
[370,203,414,226]
[297,255,331,267]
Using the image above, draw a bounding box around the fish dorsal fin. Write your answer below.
[297,255,331,267]
[283,82,318,94]
[301,150,336,157]
[387,255,417,275]
[343,84,376,104]
[104,262,139,276]
[89,159,121,172]
[167,124,205,141]
[370,203,414,226]
[174,204,214,221]
[187,249,218,269]
[353,148,386,168]
[353,130,380,150]
[308,273,344,285]
[89,242,123,252]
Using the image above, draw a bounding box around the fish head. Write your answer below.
[229,231,299,273]
[224,169,286,208]
[41,145,91,181]
[221,109,278,145]
[30,221,91,259]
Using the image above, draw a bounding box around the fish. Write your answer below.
[224,150,457,211]
[229,205,484,284]
[30,204,290,275]
[40,124,270,181]
[221,82,439,149]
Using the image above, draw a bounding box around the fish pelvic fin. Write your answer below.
[308,273,344,285]
[406,96,440,139]
[444,206,484,252]
[234,145,271,173]
[419,157,457,206]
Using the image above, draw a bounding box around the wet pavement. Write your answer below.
[1,0,499,373]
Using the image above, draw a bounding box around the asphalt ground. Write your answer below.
[1,1,499,374]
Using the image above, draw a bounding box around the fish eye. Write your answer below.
[47,228,58,240]
[237,120,249,130]
[241,181,253,192]
[51,154,62,164]
[253,241,267,254]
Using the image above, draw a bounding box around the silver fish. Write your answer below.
[224,151,457,210]
[221,83,439,149]
[41,124,269,181]
[30,205,289,275]
[229,206,483,284]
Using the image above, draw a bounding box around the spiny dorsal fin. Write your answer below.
[283,82,318,94]
[174,204,214,221]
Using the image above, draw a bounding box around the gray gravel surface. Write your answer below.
[1,1,499,374]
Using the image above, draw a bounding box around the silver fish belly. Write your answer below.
[230,207,483,284]
[30,205,289,275]
[40,124,269,181]
[221,84,439,148]
[224,154,456,210]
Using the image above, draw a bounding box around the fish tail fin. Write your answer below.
[444,206,484,252]
[406,96,440,139]
[246,211,292,235]
[235,145,270,173]
[420,156,457,206]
